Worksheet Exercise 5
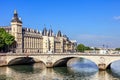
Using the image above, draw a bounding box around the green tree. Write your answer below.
[77,44,85,52]
[115,48,120,51]
[0,28,6,49]
[94,47,100,50]
[77,44,98,52]
[5,33,15,52]
[85,46,93,50]
[0,36,4,49]
[0,28,15,52]
[5,34,14,46]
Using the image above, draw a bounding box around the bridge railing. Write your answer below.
[1,52,120,56]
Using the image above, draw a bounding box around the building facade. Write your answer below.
[0,10,77,53]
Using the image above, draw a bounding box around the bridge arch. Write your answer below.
[53,56,98,68]
[8,57,45,66]
[53,57,75,67]
[106,59,120,69]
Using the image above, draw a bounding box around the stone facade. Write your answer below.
[0,10,77,53]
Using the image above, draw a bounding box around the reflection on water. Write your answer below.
[68,67,97,76]
[53,67,98,80]
[0,63,120,79]
[109,60,120,79]
[9,65,34,73]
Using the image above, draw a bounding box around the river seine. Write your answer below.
[0,59,120,80]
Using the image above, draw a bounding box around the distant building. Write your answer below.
[0,10,77,53]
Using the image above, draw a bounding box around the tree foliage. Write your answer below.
[77,44,85,52]
[0,28,15,52]
[0,36,4,48]
[0,28,6,48]
[115,48,120,51]
[5,33,14,46]
[77,44,96,52]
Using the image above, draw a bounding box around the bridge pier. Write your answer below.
[0,56,7,67]
[46,62,53,68]
[98,64,106,70]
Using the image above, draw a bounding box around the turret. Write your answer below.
[48,28,54,53]
[42,27,49,53]
[56,30,64,52]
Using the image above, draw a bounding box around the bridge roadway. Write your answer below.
[0,53,120,70]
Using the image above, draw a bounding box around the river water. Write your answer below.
[0,59,120,80]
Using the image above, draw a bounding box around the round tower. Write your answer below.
[48,29,54,53]
[42,27,49,53]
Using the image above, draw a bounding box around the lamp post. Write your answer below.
[103,44,105,54]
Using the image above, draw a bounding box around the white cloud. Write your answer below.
[113,16,120,20]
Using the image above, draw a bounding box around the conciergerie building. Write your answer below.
[0,10,77,53]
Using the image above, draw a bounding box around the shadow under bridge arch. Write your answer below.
[53,57,98,68]
[53,57,75,67]
[8,57,45,66]
[106,59,120,70]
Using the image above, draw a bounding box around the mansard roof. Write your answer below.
[11,10,22,23]
[22,27,40,34]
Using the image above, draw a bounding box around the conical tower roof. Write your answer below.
[11,10,22,23]
[42,27,47,36]
[48,29,54,36]
[57,30,62,37]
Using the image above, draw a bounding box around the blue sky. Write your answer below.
[0,0,120,48]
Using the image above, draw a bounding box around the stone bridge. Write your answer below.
[0,53,120,70]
